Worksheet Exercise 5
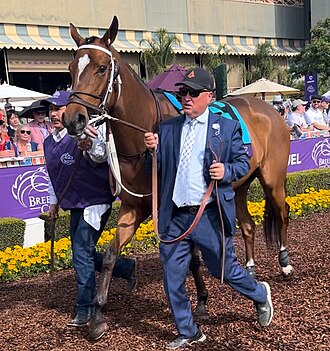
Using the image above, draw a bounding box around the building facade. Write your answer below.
[0,0,319,93]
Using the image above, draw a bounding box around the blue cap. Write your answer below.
[46,90,71,107]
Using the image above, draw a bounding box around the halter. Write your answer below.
[68,43,122,113]
[67,42,155,198]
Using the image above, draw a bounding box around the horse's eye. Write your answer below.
[98,65,107,74]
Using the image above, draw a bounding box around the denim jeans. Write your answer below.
[70,207,134,316]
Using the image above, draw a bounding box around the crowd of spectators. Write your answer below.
[1,91,330,159]
[0,100,49,158]
[272,94,330,137]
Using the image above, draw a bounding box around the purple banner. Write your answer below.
[0,137,329,220]
[304,73,318,102]
[288,137,330,172]
[0,165,50,219]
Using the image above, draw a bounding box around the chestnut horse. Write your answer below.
[64,16,292,340]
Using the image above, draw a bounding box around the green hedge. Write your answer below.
[1,169,329,249]
[247,168,330,202]
[0,218,26,250]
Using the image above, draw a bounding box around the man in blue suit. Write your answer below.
[144,68,274,350]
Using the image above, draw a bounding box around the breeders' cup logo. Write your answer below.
[311,138,330,168]
[11,167,50,213]
[60,152,75,165]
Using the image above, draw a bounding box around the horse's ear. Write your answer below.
[70,23,85,47]
[101,16,119,47]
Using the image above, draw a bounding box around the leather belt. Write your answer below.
[174,202,215,215]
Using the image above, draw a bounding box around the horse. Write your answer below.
[64,16,292,341]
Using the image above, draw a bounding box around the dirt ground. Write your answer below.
[0,210,329,351]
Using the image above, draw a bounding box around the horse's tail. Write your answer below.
[263,198,290,247]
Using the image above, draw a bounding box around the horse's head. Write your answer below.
[64,16,120,137]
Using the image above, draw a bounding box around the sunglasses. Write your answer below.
[20,130,31,135]
[312,100,321,104]
[177,88,210,98]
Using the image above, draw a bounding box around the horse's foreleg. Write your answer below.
[88,203,150,341]
[88,240,119,341]
[235,184,257,277]
[190,247,209,320]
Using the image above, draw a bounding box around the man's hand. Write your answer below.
[49,204,59,220]
[144,132,159,151]
[84,125,98,138]
[209,160,225,180]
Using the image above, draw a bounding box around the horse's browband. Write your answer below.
[78,44,113,57]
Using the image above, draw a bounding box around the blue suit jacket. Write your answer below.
[147,111,250,235]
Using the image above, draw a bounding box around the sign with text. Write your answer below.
[0,165,50,219]
[304,73,318,102]
[0,137,330,220]
[288,137,330,172]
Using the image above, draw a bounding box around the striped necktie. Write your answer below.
[172,118,198,207]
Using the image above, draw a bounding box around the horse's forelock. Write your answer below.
[85,36,98,45]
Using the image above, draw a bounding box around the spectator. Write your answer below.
[4,123,43,157]
[6,110,20,138]
[287,99,313,135]
[19,100,52,144]
[272,95,288,121]
[0,117,11,155]
[320,96,330,126]
[4,102,15,114]
[305,94,330,131]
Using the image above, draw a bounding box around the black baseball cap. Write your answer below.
[175,67,215,91]
[311,94,322,101]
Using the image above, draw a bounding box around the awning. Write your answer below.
[0,23,305,56]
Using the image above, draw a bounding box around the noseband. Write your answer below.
[67,44,121,115]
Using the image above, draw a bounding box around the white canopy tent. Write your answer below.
[227,78,300,100]
[0,83,49,103]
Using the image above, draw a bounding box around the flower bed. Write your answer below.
[1,188,329,283]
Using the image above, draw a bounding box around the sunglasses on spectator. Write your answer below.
[20,130,31,135]
[312,100,321,104]
[177,88,210,98]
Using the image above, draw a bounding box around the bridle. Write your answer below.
[67,44,122,117]
[66,42,152,198]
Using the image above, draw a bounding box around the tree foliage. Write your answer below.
[197,44,234,73]
[245,42,277,83]
[140,28,181,79]
[289,18,330,90]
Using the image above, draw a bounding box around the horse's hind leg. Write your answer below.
[258,171,293,277]
[235,182,257,277]
[190,247,209,320]
[88,202,150,341]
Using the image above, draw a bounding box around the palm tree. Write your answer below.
[245,42,276,83]
[140,28,181,79]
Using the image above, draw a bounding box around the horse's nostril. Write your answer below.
[65,112,88,136]
[77,113,87,127]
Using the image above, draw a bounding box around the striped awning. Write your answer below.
[0,23,305,56]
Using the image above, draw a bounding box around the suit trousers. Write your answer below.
[70,207,134,316]
[159,205,267,338]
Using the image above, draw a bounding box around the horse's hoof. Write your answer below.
[193,305,210,321]
[87,321,108,342]
[281,264,293,277]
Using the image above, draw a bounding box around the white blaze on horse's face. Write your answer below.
[77,54,91,83]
